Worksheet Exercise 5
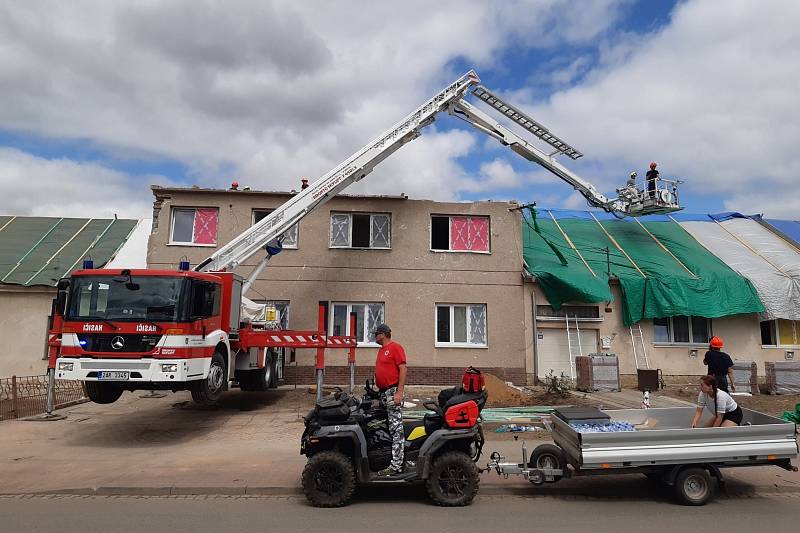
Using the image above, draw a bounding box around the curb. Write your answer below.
[3,483,799,498]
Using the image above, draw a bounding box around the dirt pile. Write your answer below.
[484,373,537,407]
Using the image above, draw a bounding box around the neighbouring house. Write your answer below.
[0,215,148,377]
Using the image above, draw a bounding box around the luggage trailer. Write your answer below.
[485,406,798,505]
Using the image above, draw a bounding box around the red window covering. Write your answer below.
[193,209,218,244]
[450,216,489,251]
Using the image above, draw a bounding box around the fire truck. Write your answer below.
[48,70,682,406]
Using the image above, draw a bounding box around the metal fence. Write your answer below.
[0,375,86,420]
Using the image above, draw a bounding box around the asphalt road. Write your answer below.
[3,491,799,533]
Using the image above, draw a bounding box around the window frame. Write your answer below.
[761,319,800,347]
[653,315,712,346]
[328,301,385,347]
[168,207,219,247]
[435,303,488,348]
[252,209,299,249]
[536,304,602,322]
[329,212,392,250]
[429,214,491,254]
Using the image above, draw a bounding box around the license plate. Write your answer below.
[97,371,130,381]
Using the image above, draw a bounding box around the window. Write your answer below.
[190,280,221,319]
[330,302,384,345]
[431,215,490,253]
[536,305,600,321]
[761,319,799,346]
[436,304,487,347]
[252,210,298,248]
[653,316,710,344]
[330,213,391,249]
[170,208,218,245]
[252,300,290,329]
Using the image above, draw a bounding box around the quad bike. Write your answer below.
[300,369,488,507]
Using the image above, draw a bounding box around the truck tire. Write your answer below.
[84,382,124,404]
[528,444,566,482]
[267,349,278,388]
[239,352,275,392]
[190,352,226,405]
[425,451,480,506]
[301,451,356,507]
[674,467,713,506]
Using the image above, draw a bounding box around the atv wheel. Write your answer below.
[190,352,226,405]
[302,451,356,508]
[426,451,480,506]
[84,382,123,404]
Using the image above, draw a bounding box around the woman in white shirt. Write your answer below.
[690,375,743,428]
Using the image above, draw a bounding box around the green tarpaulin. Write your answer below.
[522,209,765,326]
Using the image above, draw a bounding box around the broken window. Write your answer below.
[330,302,385,345]
[536,305,600,320]
[430,215,490,252]
[252,209,298,248]
[329,213,391,249]
[435,303,487,347]
[170,208,218,245]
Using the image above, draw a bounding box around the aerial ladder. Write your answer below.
[48,70,683,410]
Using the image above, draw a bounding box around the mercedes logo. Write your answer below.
[111,336,125,350]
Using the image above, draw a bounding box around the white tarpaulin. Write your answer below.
[105,219,151,269]
[680,216,800,320]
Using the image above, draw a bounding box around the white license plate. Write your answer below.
[97,371,130,380]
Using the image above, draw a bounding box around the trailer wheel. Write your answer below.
[301,451,356,507]
[674,467,714,506]
[190,352,226,405]
[85,382,123,404]
[426,451,480,506]
[529,444,566,482]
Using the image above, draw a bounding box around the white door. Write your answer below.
[536,328,597,379]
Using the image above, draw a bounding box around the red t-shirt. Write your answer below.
[375,341,407,389]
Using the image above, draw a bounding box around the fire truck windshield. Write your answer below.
[65,275,187,322]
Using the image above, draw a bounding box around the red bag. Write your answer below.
[462,366,485,393]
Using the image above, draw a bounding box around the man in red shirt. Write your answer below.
[373,323,407,476]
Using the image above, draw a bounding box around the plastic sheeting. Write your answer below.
[522,209,764,326]
[679,215,800,321]
[756,216,800,249]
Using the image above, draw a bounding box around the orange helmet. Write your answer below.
[709,336,723,349]
[649,162,657,169]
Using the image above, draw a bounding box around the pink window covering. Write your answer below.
[450,216,489,251]
[193,209,218,244]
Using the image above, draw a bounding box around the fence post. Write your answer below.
[11,375,18,419]
[46,368,56,415]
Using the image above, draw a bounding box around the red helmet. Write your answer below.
[709,336,723,349]
[649,162,657,169]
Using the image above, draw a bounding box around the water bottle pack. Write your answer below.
[569,421,636,433]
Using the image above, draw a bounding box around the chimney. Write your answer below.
[301,178,309,190]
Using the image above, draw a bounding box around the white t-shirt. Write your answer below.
[697,390,738,415]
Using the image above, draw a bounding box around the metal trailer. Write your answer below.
[486,407,799,505]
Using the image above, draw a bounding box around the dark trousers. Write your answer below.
[713,374,729,393]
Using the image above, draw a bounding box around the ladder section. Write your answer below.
[629,323,649,369]
[565,314,582,380]
[471,86,583,160]
[195,70,481,272]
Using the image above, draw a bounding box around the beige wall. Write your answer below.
[148,188,528,376]
[0,287,53,377]
[524,282,794,380]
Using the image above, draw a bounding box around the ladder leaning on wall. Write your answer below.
[565,314,582,380]
[630,322,650,369]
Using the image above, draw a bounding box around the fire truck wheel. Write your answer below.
[190,352,226,405]
[84,382,124,404]
[266,349,278,388]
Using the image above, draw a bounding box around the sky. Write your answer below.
[0,0,798,220]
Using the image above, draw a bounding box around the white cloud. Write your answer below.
[519,0,800,217]
[0,0,627,214]
[0,148,165,219]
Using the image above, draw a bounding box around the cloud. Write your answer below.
[0,148,165,218]
[518,0,800,217]
[0,0,628,215]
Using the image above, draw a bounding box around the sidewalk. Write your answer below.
[1,388,797,497]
